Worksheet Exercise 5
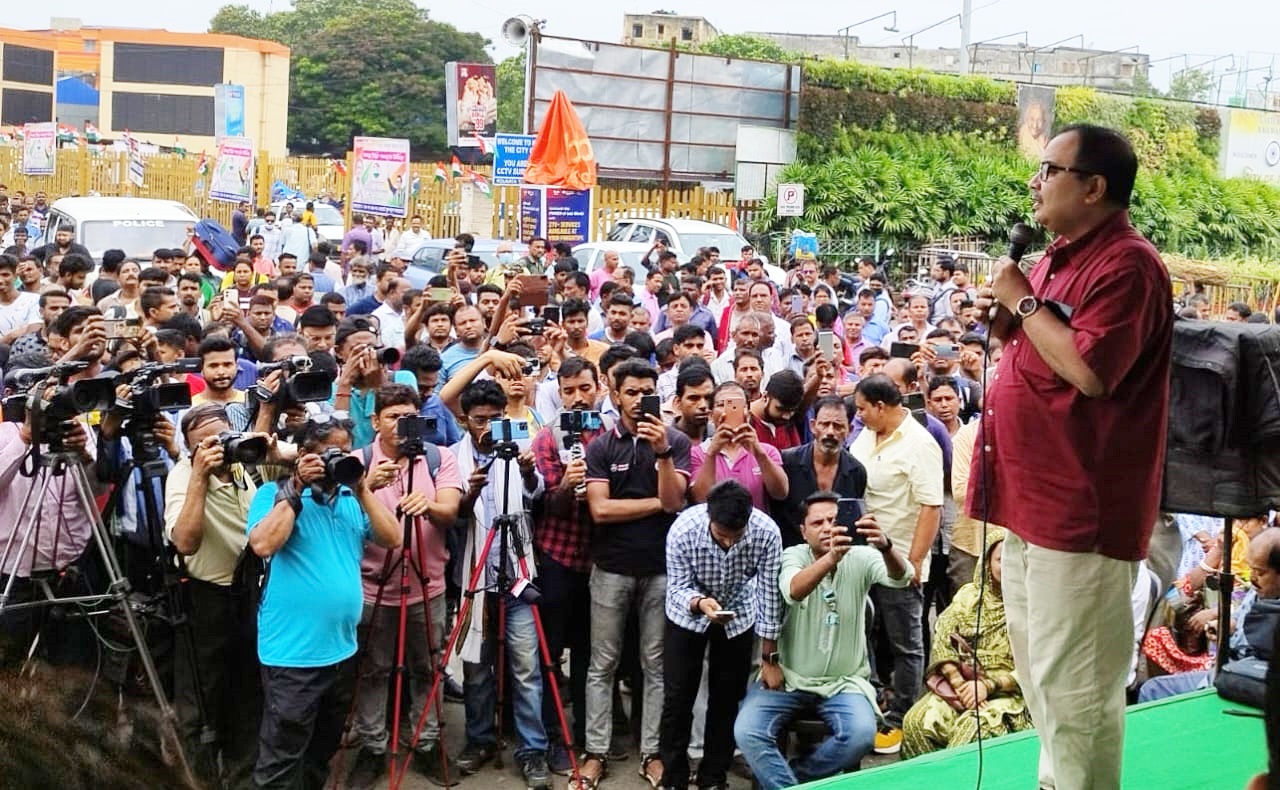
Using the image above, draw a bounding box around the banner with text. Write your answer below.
[351,136,411,217]
[209,136,255,203]
[446,62,497,147]
[518,185,593,245]
[22,122,56,176]
[493,133,536,185]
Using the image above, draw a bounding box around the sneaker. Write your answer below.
[347,747,387,790]
[413,743,460,787]
[547,742,573,776]
[455,741,497,775]
[520,753,552,790]
[873,726,903,754]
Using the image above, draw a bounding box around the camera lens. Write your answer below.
[220,432,268,464]
[375,348,400,366]
[324,450,365,487]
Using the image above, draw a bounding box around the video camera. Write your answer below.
[396,414,438,457]
[113,359,200,416]
[559,409,602,434]
[257,354,334,404]
[319,447,365,488]
[1,361,117,435]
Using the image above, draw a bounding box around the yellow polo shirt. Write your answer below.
[949,420,1006,558]
[849,408,944,582]
[164,457,256,585]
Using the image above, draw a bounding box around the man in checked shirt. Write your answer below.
[658,479,783,790]
[530,355,609,763]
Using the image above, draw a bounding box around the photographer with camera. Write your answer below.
[399,344,462,448]
[439,340,543,432]
[530,356,609,759]
[246,412,401,790]
[450,380,552,786]
[347,383,465,786]
[164,403,280,786]
[333,317,414,449]
[298,304,338,356]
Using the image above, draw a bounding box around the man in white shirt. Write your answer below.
[373,277,411,349]
[711,314,785,385]
[703,266,731,320]
[393,214,429,261]
[0,255,41,345]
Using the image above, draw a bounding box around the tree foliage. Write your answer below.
[496,53,526,135]
[1168,68,1215,103]
[209,0,491,156]
[692,34,802,62]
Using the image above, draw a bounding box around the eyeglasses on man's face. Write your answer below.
[1036,161,1099,181]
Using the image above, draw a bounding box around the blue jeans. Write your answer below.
[462,593,548,759]
[733,685,877,790]
[1137,670,1210,703]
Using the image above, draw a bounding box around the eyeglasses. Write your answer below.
[466,414,498,427]
[1036,161,1100,181]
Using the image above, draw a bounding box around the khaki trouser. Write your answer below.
[1002,531,1137,790]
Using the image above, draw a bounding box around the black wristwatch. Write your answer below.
[762,651,781,666]
[654,447,673,459]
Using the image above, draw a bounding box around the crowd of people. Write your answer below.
[0,124,1275,790]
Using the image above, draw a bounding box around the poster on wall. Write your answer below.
[446,62,497,147]
[1218,108,1280,185]
[22,122,57,176]
[209,136,255,203]
[1017,85,1056,161]
[214,83,246,143]
[519,186,544,242]
[351,137,411,217]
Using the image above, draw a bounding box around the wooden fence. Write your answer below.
[0,145,747,242]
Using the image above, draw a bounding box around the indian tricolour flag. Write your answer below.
[434,162,447,182]
[195,151,209,176]
[450,156,464,180]
[85,123,101,143]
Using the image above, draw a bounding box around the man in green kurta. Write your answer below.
[733,490,915,790]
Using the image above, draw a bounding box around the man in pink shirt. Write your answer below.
[348,383,464,785]
[688,381,789,509]
[588,249,622,301]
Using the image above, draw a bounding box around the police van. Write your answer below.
[36,197,199,263]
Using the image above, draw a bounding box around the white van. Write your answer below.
[37,197,199,262]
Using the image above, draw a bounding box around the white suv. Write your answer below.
[605,217,783,283]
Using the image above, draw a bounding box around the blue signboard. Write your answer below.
[519,186,544,242]
[544,187,592,245]
[494,133,536,186]
[214,83,246,141]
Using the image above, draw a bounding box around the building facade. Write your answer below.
[7,19,291,155]
[0,30,57,128]
[622,12,719,47]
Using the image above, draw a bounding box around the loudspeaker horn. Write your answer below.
[502,15,539,47]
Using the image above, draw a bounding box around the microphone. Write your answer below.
[989,223,1036,322]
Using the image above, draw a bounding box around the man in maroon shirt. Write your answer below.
[972,124,1172,790]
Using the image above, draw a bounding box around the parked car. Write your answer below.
[562,241,653,284]
[604,217,784,283]
[403,237,528,289]
[269,200,345,243]
[37,197,198,263]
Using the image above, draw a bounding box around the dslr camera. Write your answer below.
[218,432,269,465]
[396,414,438,456]
[559,409,603,434]
[319,447,365,488]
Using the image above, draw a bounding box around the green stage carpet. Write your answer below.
[800,689,1264,790]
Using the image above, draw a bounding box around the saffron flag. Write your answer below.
[332,159,348,177]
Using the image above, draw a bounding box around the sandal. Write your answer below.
[639,752,664,789]
[571,752,606,790]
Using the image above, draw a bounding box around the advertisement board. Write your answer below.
[518,185,593,244]
[446,62,497,147]
[214,83,246,142]
[1219,107,1280,184]
[209,136,255,203]
[351,136,411,217]
[21,122,57,176]
[493,133,536,186]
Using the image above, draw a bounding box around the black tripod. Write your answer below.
[390,441,581,790]
[0,448,193,784]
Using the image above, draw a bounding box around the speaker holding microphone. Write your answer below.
[987,223,1037,323]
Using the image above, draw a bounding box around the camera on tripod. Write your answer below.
[319,447,365,487]
[114,359,200,416]
[2,361,116,426]
[396,414,438,456]
[559,409,602,434]
[218,432,269,465]
[257,354,334,403]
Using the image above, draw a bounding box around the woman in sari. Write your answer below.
[901,530,1032,757]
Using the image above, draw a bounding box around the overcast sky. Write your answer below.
[12,1,1280,90]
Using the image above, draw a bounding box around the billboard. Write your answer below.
[1219,108,1280,185]
[209,136,255,203]
[518,185,594,245]
[493,133,536,186]
[1017,85,1055,161]
[446,62,497,147]
[527,35,800,181]
[351,136,411,217]
[21,122,56,176]
[213,83,246,142]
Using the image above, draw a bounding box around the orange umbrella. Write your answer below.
[523,90,598,190]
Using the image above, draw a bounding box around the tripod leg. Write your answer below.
[0,466,55,610]
[494,590,506,771]
[530,602,582,784]
[67,463,194,785]
[391,524,502,790]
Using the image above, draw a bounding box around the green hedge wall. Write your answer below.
[801,86,1018,153]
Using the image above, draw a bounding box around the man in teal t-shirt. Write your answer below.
[733,490,913,790]
[245,414,400,789]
